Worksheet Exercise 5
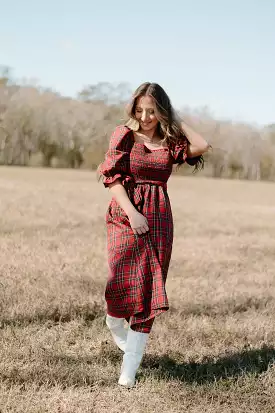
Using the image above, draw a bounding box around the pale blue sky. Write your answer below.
[1,0,274,125]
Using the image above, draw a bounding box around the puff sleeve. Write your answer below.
[171,138,203,167]
[98,125,133,188]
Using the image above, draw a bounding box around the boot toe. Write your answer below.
[118,375,135,388]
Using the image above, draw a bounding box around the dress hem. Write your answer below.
[106,306,169,323]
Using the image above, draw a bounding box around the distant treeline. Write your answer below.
[1,67,275,180]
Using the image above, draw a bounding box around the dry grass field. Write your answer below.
[1,166,275,412]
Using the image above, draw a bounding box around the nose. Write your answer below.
[141,111,148,122]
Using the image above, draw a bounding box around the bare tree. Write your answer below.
[0,73,274,179]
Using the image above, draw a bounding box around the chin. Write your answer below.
[141,123,155,130]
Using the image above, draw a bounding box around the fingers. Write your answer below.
[133,225,149,235]
[137,225,149,235]
[130,214,149,235]
[143,224,150,233]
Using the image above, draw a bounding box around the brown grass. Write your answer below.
[1,166,275,412]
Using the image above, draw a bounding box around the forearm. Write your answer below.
[181,121,210,157]
[108,180,137,216]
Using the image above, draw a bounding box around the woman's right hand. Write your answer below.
[128,210,149,235]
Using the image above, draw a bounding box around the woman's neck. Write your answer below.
[138,128,158,142]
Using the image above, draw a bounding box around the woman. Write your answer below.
[98,82,210,388]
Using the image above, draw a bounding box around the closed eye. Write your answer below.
[136,107,154,114]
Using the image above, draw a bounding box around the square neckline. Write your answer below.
[130,130,169,152]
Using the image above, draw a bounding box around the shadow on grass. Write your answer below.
[142,345,275,384]
[2,329,274,388]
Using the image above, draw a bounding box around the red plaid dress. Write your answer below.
[99,125,195,330]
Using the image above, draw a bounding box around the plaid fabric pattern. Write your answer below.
[99,125,191,332]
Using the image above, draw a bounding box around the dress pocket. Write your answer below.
[106,199,130,227]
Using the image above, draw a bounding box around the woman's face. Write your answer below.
[135,96,159,133]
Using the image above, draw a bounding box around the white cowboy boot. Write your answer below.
[118,327,149,388]
[106,314,128,352]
